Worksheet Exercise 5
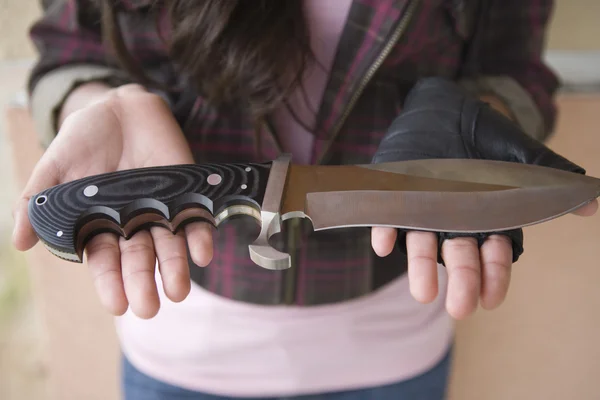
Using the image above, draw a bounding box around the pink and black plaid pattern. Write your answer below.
[28,0,559,305]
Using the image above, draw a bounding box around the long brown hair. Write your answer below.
[100,0,315,128]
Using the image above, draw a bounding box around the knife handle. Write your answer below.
[28,162,272,262]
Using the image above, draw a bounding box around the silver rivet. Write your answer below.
[84,185,99,197]
[207,174,222,185]
[241,184,248,190]
[56,231,64,237]
[35,195,47,206]
[245,167,251,172]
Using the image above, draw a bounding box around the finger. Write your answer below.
[572,199,598,217]
[185,222,214,267]
[85,233,128,315]
[12,198,42,251]
[119,231,160,319]
[151,226,191,302]
[12,157,61,251]
[479,235,513,310]
[406,231,439,303]
[371,227,397,257]
[442,237,481,319]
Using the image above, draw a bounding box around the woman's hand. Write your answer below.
[370,77,598,320]
[372,203,596,320]
[13,84,213,319]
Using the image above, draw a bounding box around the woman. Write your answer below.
[13,0,597,399]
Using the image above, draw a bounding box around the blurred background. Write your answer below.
[0,1,599,399]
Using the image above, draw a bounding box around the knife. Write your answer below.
[28,154,600,270]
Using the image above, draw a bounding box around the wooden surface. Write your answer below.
[5,94,600,400]
[448,95,600,400]
[5,106,121,400]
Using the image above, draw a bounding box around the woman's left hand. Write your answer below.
[372,201,596,320]
[370,77,598,319]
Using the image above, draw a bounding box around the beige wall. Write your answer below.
[0,0,40,60]
[548,0,600,50]
[0,0,599,61]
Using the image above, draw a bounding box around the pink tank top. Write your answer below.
[115,1,453,396]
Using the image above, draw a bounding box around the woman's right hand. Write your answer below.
[12,84,213,319]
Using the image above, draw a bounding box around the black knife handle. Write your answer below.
[28,162,272,262]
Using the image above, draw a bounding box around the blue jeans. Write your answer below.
[121,348,452,400]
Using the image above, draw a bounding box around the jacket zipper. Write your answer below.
[316,0,419,165]
[184,1,418,305]
[278,0,419,305]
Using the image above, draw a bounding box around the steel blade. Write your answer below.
[302,183,599,232]
[360,158,600,188]
[280,162,520,216]
[279,159,600,233]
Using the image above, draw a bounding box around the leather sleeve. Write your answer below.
[457,0,560,142]
[27,0,132,147]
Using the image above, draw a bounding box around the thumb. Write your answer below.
[13,156,61,251]
[475,105,586,174]
[473,105,597,217]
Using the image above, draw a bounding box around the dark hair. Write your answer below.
[101,0,315,128]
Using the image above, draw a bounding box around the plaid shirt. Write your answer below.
[28,0,559,305]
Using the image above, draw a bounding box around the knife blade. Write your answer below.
[27,154,600,270]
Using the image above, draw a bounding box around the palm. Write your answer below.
[13,88,208,319]
[46,92,194,184]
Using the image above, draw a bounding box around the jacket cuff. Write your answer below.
[29,65,131,148]
[458,76,545,142]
